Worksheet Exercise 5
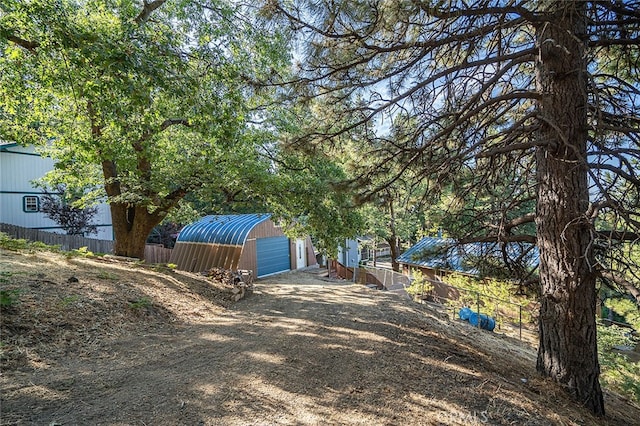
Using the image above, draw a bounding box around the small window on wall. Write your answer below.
[23,196,40,212]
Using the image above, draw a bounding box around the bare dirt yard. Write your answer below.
[1,247,639,426]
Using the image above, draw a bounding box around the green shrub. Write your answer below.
[598,324,640,404]
[0,233,105,258]
[129,297,152,310]
[96,270,118,280]
[440,273,535,327]
[0,272,20,309]
[604,297,640,330]
[0,288,20,308]
[406,269,434,298]
[0,232,60,252]
[68,246,94,258]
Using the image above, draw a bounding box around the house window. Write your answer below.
[23,196,40,212]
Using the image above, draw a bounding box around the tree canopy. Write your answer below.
[0,0,311,258]
[265,0,640,415]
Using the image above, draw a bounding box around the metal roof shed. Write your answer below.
[397,236,538,277]
[170,213,315,278]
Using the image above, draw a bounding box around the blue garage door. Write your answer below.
[256,236,291,277]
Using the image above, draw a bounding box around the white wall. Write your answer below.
[337,238,360,267]
[0,144,113,240]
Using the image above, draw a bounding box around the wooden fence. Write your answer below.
[144,244,173,264]
[330,259,412,291]
[1,223,114,253]
[1,223,173,264]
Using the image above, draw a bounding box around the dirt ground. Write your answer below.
[1,248,639,426]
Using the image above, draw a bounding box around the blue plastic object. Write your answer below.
[468,312,496,331]
[459,307,473,320]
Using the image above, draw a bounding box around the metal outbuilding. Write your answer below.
[397,237,539,278]
[169,213,316,278]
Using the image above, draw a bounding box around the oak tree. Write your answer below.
[0,0,289,258]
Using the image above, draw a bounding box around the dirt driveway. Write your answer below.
[1,260,635,426]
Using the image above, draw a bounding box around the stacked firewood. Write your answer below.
[202,268,236,285]
[201,268,254,302]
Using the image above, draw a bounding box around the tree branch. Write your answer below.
[596,230,640,242]
[459,234,537,244]
[6,35,39,51]
[598,269,640,306]
[589,37,640,47]
[588,162,640,186]
[135,0,167,24]
[504,213,536,231]
[139,118,191,143]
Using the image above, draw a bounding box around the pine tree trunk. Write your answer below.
[110,203,164,260]
[534,2,604,415]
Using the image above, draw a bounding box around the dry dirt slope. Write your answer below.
[0,247,638,425]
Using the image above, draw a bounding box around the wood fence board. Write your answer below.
[1,223,172,264]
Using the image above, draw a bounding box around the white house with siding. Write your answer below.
[337,238,361,267]
[0,142,113,240]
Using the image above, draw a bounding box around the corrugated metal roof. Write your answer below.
[397,237,538,275]
[397,237,461,270]
[176,213,272,246]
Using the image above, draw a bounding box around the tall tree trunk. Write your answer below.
[100,157,174,260]
[373,237,377,267]
[387,199,400,272]
[534,2,604,415]
[386,236,400,272]
[110,203,164,259]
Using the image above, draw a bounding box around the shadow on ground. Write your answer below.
[1,270,636,426]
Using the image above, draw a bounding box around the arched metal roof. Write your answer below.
[177,213,272,246]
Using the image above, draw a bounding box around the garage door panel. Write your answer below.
[256,236,290,277]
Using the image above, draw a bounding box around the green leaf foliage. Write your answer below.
[0,0,293,256]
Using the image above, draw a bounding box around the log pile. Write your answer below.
[201,268,253,302]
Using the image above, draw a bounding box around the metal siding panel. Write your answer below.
[230,246,243,270]
[250,219,285,239]
[186,243,202,272]
[169,242,184,265]
[184,244,196,269]
[170,241,190,270]
[256,236,291,277]
[186,243,201,271]
[218,245,234,269]
[204,246,220,271]
[237,239,257,275]
[194,245,211,272]
[210,243,225,270]
[193,245,207,272]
